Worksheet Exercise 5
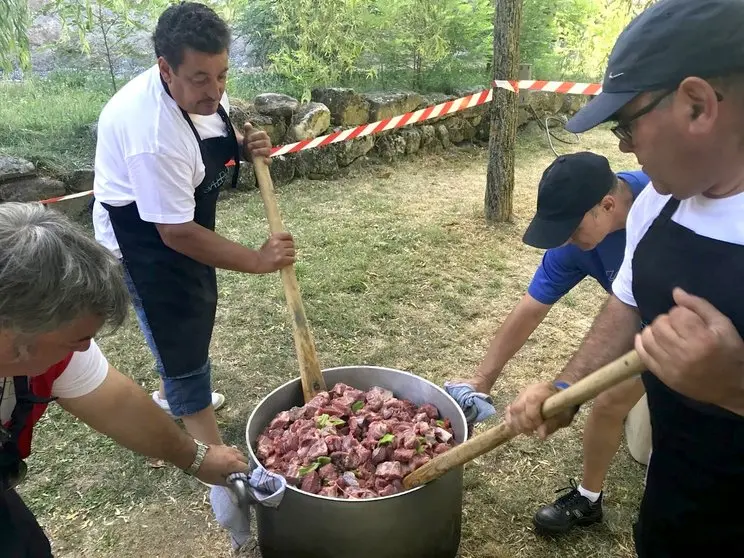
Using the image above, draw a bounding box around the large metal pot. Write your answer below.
[246,365,469,558]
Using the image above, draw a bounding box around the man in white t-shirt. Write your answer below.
[92,2,295,449]
[0,203,251,556]
[504,1,744,555]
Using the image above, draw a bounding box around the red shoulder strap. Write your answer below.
[15,352,75,458]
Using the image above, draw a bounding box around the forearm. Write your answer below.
[59,367,198,471]
[557,294,640,385]
[475,294,551,388]
[157,221,264,273]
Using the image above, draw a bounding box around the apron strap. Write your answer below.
[160,76,241,189]
[7,377,55,441]
[658,197,681,223]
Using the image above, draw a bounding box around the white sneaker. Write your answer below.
[151,391,226,417]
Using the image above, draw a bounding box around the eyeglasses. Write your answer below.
[611,90,674,144]
[611,89,725,145]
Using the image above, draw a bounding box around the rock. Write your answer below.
[335,135,375,167]
[250,113,288,146]
[419,125,437,149]
[453,87,485,99]
[268,155,296,186]
[420,93,457,109]
[436,125,451,148]
[52,194,92,221]
[26,14,62,47]
[373,134,407,163]
[400,128,421,155]
[561,94,587,116]
[526,91,564,114]
[254,93,300,122]
[363,91,425,122]
[521,120,544,137]
[465,113,483,128]
[229,98,256,131]
[476,117,490,142]
[518,107,531,128]
[289,103,331,142]
[311,88,370,127]
[65,169,94,192]
[238,162,256,189]
[0,177,65,202]
[88,122,99,142]
[296,146,339,179]
[0,156,36,184]
[443,116,475,144]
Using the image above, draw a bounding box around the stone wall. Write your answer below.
[0,87,587,217]
[230,86,588,190]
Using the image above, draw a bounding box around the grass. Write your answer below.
[17,125,645,557]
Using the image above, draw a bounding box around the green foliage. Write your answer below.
[0,0,30,71]
[44,0,245,93]
[238,0,374,101]
[0,70,110,174]
[238,0,492,99]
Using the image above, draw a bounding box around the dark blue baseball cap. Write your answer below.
[566,0,744,133]
[523,152,614,249]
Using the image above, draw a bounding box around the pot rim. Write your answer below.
[246,365,468,503]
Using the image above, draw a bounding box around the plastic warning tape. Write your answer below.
[37,79,602,205]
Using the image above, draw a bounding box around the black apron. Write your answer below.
[631,197,744,556]
[102,92,240,378]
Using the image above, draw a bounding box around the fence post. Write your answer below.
[518,64,532,105]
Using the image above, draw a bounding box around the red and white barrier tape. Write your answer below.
[494,79,603,96]
[38,78,602,205]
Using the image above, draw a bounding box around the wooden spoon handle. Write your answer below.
[253,157,326,401]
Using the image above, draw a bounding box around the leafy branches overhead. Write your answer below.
[0,0,30,71]
[238,0,492,98]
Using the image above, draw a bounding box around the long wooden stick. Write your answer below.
[253,158,326,402]
[403,350,644,489]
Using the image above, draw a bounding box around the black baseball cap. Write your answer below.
[566,0,744,133]
[522,152,614,249]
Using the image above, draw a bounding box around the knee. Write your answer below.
[593,388,637,421]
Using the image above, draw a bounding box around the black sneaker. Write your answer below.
[533,479,603,535]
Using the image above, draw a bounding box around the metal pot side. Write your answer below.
[246,366,469,558]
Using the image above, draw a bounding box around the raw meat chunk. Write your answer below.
[375,461,403,480]
[300,470,322,494]
[257,382,458,499]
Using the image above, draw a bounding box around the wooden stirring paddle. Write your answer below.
[253,157,326,402]
[403,350,645,489]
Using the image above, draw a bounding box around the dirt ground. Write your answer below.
[20,125,644,557]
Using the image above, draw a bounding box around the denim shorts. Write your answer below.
[122,264,213,417]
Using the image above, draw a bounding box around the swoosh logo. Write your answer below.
[609,72,624,79]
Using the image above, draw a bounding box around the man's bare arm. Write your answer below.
[156,221,293,274]
[505,294,641,438]
[58,365,249,485]
[557,294,641,384]
[460,294,552,393]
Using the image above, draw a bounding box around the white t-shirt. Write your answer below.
[92,65,231,258]
[0,340,109,424]
[612,185,744,307]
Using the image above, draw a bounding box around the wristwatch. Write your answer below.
[184,440,209,476]
[553,380,582,417]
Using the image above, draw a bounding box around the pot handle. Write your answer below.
[227,475,255,515]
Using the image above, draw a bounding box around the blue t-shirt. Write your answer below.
[527,170,651,305]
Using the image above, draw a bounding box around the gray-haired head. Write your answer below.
[0,202,128,338]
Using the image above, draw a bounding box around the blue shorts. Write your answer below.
[122,265,213,417]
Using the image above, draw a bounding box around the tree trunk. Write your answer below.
[485,0,523,223]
